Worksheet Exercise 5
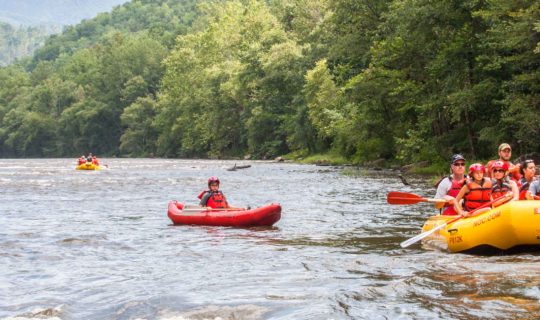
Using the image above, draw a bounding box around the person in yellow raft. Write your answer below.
[490,160,519,201]
[434,154,467,215]
[526,178,540,200]
[77,155,86,165]
[486,143,521,182]
[455,163,514,217]
[454,163,493,217]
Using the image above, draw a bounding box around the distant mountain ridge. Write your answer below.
[0,0,129,26]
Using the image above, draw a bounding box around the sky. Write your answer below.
[0,0,129,26]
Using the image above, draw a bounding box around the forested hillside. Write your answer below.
[0,0,538,165]
[0,22,57,66]
[0,0,129,66]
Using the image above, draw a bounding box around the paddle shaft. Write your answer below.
[400,196,504,248]
[400,216,462,248]
[182,207,246,213]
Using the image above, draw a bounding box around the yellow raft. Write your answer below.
[421,200,540,253]
[76,162,100,170]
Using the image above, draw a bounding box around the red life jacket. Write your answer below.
[491,179,511,200]
[200,190,227,209]
[78,157,86,165]
[442,176,465,215]
[519,178,531,200]
[464,178,492,211]
[508,161,522,182]
[92,156,99,165]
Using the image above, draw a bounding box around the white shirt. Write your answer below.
[435,177,453,199]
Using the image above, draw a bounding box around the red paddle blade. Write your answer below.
[387,192,426,205]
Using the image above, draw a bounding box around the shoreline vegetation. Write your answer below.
[287,151,451,174]
[283,151,540,182]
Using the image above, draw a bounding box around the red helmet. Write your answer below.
[468,163,485,175]
[208,176,220,186]
[491,160,508,172]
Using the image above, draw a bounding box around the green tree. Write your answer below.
[303,59,343,143]
[476,0,540,155]
[158,0,305,158]
[3,110,56,156]
[119,96,158,156]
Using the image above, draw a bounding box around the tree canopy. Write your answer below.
[0,0,538,164]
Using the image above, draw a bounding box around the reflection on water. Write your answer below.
[0,159,539,319]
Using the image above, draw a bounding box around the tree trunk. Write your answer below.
[465,51,476,159]
[464,107,476,158]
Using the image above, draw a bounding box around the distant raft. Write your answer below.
[76,162,100,170]
[420,200,540,253]
[167,201,281,227]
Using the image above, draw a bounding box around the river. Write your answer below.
[1,159,539,319]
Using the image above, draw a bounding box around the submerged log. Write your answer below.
[398,174,410,186]
[227,163,252,171]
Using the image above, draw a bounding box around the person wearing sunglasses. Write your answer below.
[435,154,467,215]
[519,159,537,200]
[490,160,519,201]
[487,143,522,182]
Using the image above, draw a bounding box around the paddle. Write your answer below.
[400,196,505,248]
[181,206,247,213]
[387,191,448,207]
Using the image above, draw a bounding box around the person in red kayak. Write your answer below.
[199,176,230,209]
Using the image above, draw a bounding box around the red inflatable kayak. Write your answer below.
[167,201,281,227]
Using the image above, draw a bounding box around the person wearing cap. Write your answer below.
[454,163,493,217]
[486,143,521,181]
[435,154,467,215]
[490,160,519,201]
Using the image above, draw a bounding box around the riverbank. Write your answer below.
[284,151,448,175]
[284,150,540,178]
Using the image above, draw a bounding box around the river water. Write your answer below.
[1,159,539,320]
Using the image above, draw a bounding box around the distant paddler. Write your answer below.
[75,153,102,170]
